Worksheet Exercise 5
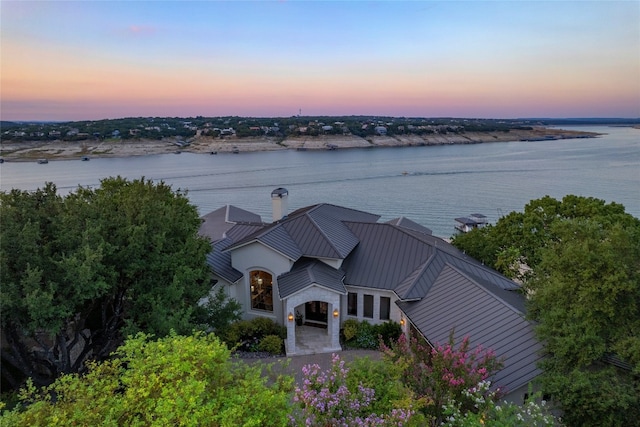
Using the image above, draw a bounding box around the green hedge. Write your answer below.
[341,320,402,349]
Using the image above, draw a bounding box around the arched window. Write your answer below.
[250,270,273,312]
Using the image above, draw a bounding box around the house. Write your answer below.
[199,189,543,403]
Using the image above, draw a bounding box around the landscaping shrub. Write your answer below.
[342,319,360,342]
[223,317,286,352]
[258,335,284,355]
[376,321,402,346]
[355,321,377,349]
[342,319,402,349]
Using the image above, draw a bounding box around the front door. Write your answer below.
[305,301,328,325]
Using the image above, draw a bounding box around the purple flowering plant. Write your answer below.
[290,353,415,426]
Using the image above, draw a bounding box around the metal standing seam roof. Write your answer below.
[205,237,244,283]
[223,223,266,246]
[277,259,347,299]
[226,204,263,223]
[397,264,543,394]
[386,216,433,235]
[199,205,263,241]
[225,203,380,261]
[342,222,438,291]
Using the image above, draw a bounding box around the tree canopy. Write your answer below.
[0,177,212,390]
[453,195,640,426]
[0,332,292,426]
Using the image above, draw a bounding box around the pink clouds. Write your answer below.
[126,25,157,37]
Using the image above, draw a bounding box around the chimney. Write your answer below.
[271,187,289,222]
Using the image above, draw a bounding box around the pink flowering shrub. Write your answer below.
[381,333,503,425]
[290,353,415,426]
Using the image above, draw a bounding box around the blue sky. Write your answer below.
[2,1,638,120]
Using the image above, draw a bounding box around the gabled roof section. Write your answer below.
[205,237,243,283]
[342,222,436,291]
[199,205,263,241]
[224,223,267,246]
[386,216,432,235]
[397,264,543,394]
[226,203,380,261]
[343,221,519,296]
[278,259,346,299]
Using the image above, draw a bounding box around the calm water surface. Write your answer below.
[1,125,638,238]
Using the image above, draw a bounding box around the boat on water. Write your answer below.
[232,147,240,154]
[0,158,4,164]
[210,151,217,155]
[81,156,90,161]
[37,159,48,164]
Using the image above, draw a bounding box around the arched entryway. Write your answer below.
[284,288,342,356]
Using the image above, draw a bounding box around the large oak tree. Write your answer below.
[1,177,212,390]
[453,195,640,426]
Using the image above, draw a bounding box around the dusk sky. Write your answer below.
[2,1,639,121]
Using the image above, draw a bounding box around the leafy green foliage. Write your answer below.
[291,354,417,426]
[452,195,635,280]
[342,320,402,349]
[257,335,284,355]
[196,286,242,335]
[527,218,640,426]
[342,318,360,341]
[452,195,640,426]
[0,332,292,426]
[441,382,559,426]
[346,356,423,419]
[0,178,212,390]
[382,333,502,425]
[222,317,286,352]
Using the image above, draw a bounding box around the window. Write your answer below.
[380,296,390,320]
[347,292,358,316]
[250,270,273,312]
[363,294,374,318]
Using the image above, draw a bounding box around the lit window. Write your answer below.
[250,270,273,312]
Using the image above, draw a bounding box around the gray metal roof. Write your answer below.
[227,205,262,223]
[205,237,243,283]
[277,259,346,299]
[342,222,436,291]
[397,264,543,394]
[386,216,433,235]
[224,223,267,246]
[225,203,379,261]
[199,205,263,241]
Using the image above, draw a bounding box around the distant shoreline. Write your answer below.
[0,127,601,162]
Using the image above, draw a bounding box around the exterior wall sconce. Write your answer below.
[400,318,405,326]
[288,312,294,322]
[333,308,339,318]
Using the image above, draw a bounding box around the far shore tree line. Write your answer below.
[1,179,638,426]
[0,116,544,142]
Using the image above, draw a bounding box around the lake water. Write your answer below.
[1,125,638,238]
